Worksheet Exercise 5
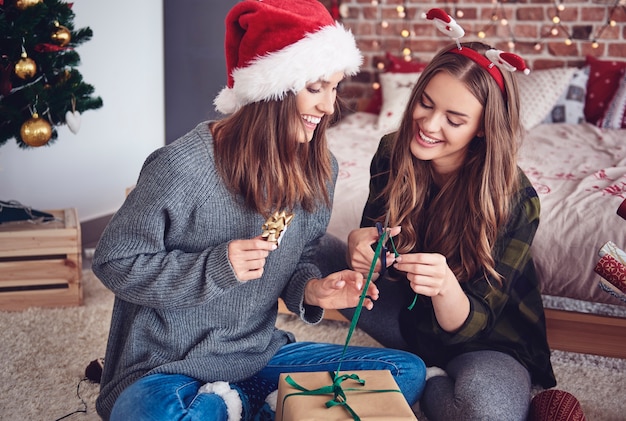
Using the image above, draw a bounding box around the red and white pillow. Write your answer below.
[365,53,427,131]
[377,72,422,132]
[542,67,589,125]
[584,56,626,126]
[364,52,427,115]
[599,69,626,129]
[515,67,578,131]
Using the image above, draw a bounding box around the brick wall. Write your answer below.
[321,0,626,107]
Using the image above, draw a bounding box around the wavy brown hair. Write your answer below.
[384,42,523,284]
[211,93,336,218]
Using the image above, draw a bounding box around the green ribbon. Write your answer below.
[382,230,419,311]
[335,228,388,374]
[281,230,414,420]
[280,232,394,420]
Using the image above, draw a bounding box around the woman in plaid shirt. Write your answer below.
[343,41,556,421]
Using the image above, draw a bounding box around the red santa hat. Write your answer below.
[214,0,362,114]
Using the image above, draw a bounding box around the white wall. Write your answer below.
[0,0,164,222]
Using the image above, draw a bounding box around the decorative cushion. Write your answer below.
[542,67,589,124]
[385,52,427,73]
[376,72,421,132]
[599,69,626,129]
[584,56,626,126]
[363,53,427,115]
[528,389,586,421]
[516,67,577,131]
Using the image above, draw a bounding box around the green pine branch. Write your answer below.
[0,0,103,149]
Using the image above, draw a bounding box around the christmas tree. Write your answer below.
[0,0,103,148]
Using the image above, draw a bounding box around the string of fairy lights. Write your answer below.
[356,0,624,57]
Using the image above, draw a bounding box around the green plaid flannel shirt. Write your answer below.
[361,134,556,388]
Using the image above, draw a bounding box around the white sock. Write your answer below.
[265,389,278,412]
[198,381,243,421]
[425,366,447,381]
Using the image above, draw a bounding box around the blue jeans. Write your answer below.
[110,341,426,421]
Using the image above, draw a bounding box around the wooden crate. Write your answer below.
[0,208,83,311]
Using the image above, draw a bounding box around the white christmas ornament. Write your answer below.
[65,110,81,134]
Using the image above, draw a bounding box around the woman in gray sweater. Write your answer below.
[92,1,426,420]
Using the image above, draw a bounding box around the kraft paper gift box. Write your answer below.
[275,369,417,421]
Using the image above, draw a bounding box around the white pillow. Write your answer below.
[516,67,577,130]
[542,67,589,124]
[376,72,421,132]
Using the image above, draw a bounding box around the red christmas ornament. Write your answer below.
[35,43,72,53]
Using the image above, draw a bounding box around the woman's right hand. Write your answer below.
[347,226,401,278]
[228,236,277,281]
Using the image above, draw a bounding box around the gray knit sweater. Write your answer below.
[92,122,337,419]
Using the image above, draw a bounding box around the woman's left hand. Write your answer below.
[304,270,379,310]
[392,252,452,297]
[393,252,470,331]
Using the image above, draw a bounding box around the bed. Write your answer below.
[300,57,626,359]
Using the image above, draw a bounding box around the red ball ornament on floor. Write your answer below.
[528,389,586,421]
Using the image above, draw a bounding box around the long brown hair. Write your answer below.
[211,93,335,218]
[385,42,523,284]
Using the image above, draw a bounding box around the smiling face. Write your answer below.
[295,71,345,143]
[410,71,484,179]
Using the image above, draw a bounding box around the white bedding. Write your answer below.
[326,112,626,307]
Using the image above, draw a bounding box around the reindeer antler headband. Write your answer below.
[422,8,530,94]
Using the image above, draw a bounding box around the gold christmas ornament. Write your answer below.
[14,53,37,80]
[20,113,53,147]
[15,0,43,10]
[51,23,72,47]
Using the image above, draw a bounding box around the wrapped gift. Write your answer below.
[595,253,626,294]
[275,370,417,421]
[595,241,626,302]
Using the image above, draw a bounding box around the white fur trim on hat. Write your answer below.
[214,22,362,114]
[198,381,242,421]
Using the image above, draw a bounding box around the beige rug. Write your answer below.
[0,270,624,421]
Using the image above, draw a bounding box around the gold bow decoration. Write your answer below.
[262,210,295,246]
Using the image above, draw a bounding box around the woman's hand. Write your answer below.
[227,236,277,281]
[392,252,452,297]
[304,270,379,310]
[347,226,401,277]
[393,252,470,331]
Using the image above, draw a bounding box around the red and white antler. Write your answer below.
[422,8,465,43]
[485,49,531,75]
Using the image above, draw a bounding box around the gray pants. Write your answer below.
[317,234,532,420]
[422,350,531,421]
